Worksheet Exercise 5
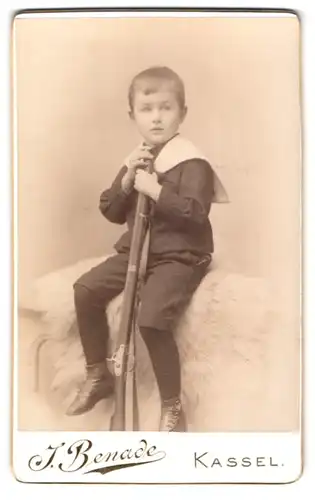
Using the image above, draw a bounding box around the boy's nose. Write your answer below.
[152,109,162,123]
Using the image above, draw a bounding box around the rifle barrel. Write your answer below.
[110,161,153,431]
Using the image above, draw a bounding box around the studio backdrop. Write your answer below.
[15,16,300,299]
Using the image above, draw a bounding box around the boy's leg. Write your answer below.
[138,257,210,431]
[67,252,128,416]
[73,252,129,365]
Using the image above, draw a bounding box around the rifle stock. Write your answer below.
[110,161,153,431]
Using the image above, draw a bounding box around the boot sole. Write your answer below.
[66,385,114,416]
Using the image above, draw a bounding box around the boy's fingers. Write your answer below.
[138,151,153,159]
[130,157,146,167]
[139,144,154,153]
[130,153,152,164]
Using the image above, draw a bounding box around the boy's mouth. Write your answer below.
[151,128,164,132]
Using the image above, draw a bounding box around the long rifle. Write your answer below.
[110,157,153,431]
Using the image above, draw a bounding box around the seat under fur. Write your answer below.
[18,254,300,432]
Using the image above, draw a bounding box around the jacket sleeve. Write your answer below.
[154,159,214,228]
[99,166,132,224]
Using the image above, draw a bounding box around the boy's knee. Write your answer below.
[139,326,169,340]
[139,326,155,338]
[73,278,114,310]
[138,308,174,333]
[73,282,95,309]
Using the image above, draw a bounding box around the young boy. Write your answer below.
[66,66,227,431]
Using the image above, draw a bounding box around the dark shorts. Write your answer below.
[74,252,211,331]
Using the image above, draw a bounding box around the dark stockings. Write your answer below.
[73,283,110,366]
[74,283,181,402]
[140,326,181,401]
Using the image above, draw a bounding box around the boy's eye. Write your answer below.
[161,103,171,110]
[140,106,151,112]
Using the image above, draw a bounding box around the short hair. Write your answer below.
[128,66,186,111]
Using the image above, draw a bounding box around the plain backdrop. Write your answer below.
[14,16,300,303]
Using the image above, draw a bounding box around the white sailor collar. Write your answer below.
[124,134,229,204]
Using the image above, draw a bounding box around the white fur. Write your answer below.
[19,255,299,432]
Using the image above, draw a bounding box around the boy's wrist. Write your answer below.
[150,183,162,202]
[121,170,135,194]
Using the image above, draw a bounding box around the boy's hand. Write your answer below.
[127,144,154,170]
[121,145,154,194]
[134,170,162,201]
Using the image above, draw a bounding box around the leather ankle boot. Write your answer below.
[66,362,114,416]
[159,397,187,432]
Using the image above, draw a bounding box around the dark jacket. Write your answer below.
[99,157,214,259]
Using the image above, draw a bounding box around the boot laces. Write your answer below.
[161,399,182,431]
[74,377,99,400]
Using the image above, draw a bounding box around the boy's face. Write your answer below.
[130,84,187,146]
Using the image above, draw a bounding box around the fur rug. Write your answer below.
[19,254,298,432]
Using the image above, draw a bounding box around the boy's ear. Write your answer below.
[181,106,188,122]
